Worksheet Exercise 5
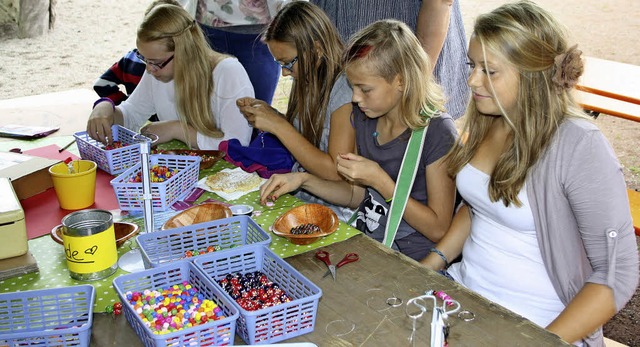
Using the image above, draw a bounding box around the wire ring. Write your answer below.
[386,297,403,307]
[457,310,475,322]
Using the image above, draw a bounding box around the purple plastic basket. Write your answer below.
[137,215,271,269]
[110,154,200,211]
[74,125,150,175]
[193,245,322,345]
[112,260,239,347]
[0,285,95,347]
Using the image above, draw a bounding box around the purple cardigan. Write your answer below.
[527,117,639,347]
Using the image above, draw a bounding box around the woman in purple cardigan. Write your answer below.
[421,2,639,346]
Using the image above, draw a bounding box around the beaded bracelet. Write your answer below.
[429,248,450,269]
[93,97,115,111]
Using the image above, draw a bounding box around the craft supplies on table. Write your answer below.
[0,285,95,347]
[137,215,271,268]
[111,154,200,212]
[112,260,238,347]
[74,125,151,175]
[61,209,118,281]
[193,244,322,345]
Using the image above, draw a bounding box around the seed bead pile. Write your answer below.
[290,223,321,235]
[104,141,124,150]
[129,165,178,183]
[218,271,292,311]
[184,245,218,258]
[124,281,226,334]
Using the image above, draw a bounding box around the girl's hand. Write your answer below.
[336,153,385,187]
[236,97,285,133]
[87,102,115,145]
[140,121,179,146]
[259,173,306,204]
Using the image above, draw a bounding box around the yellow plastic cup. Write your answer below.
[49,160,97,210]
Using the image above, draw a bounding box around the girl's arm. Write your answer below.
[546,284,615,344]
[543,129,638,343]
[260,172,366,209]
[403,157,455,242]
[238,99,354,181]
[337,154,455,241]
[420,204,471,270]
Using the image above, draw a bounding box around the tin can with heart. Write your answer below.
[62,209,118,281]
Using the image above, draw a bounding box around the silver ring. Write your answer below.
[457,310,475,321]
[386,297,403,307]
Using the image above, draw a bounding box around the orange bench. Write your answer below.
[575,57,640,236]
[575,56,640,122]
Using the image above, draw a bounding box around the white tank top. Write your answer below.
[448,164,566,328]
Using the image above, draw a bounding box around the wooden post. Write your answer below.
[18,0,50,38]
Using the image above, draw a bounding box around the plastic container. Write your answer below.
[112,260,239,347]
[193,245,322,345]
[0,285,95,347]
[74,125,151,175]
[110,154,200,212]
[137,215,271,269]
[49,160,97,210]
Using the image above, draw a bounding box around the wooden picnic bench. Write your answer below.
[575,56,640,236]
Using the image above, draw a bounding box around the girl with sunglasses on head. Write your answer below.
[87,3,253,149]
[236,1,355,222]
[259,19,458,260]
[421,1,638,345]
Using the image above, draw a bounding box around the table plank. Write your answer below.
[91,234,570,346]
[575,90,640,123]
[577,57,640,105]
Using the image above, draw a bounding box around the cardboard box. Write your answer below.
[0,152,60,200]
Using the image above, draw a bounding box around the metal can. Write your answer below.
[62,209,118,281]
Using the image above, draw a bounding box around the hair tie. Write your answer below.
[551,44,584,93]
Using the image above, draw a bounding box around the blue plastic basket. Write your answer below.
[110,154,200,211]
[0,285,95,347]
[74,125,151,175]
[193,245,322,345]
[112,260,239,347]
[138,215,272,269]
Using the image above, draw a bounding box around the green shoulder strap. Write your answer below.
[382,116,431,248]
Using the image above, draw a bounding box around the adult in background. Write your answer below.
[312,0,469,119]
[87,4,253,149]
[186,0,284,104]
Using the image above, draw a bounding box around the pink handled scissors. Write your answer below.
[315,250,359,281]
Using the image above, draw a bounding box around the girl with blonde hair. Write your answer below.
[87,3,253,149]
[422,1,638,345]
[259,19,458,260]
[236,1,354,221]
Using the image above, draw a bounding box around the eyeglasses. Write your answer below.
[135,51,174,71]
[276,56,298,71]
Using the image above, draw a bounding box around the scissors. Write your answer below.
[315,250,359,281]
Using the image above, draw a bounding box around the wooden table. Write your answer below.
[91,234,570,346]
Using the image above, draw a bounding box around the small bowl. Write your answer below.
[271,204,339,245]
[50,222,139,248]
[162,203,232,230]
[230,204,254,216]
[154,149,225,170]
